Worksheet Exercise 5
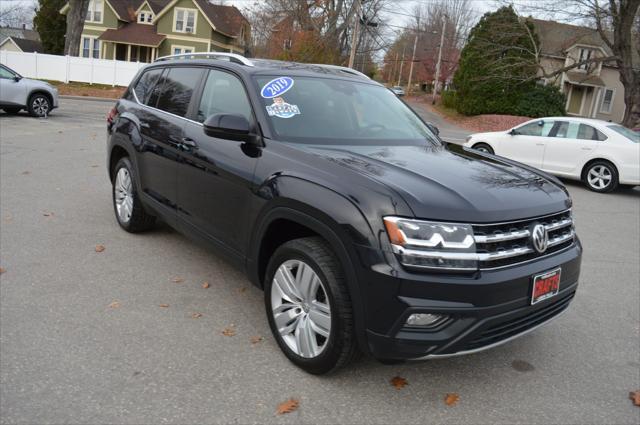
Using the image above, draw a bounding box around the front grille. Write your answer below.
[463,292,575,351]
[473,210,574,269]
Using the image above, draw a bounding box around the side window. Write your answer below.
[517,120,552,136]
[196,70,253,123]
[0,66,15,79]
[133,68,163,104]
[156,67,203,117]
[578,124,607,141]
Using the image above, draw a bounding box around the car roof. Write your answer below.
[527,116,616,126]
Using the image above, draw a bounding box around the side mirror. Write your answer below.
[13,75,21,82]
[203,113,256,143]
[509,129,518,136]
[426,123,440,136]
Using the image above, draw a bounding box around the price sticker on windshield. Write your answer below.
[261,77,294,99]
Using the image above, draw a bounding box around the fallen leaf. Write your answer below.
[0,267,6,274]
[238,287,247,293]
[42,212,54,217]
[108,300,120,309]
[21,171,30,175]
[250,336,263,344]
[390,376,408,389]
[444,393,460,406]
[95,244,105,253]
[91,165,99,168]
[276,398,299,415]
[58,130,63,133]
[630,390,640,406]
[171,277,184,283]
[201,282,210,289]
[159,304,169,308]
[222,326,236,337]
[191,312,202,319]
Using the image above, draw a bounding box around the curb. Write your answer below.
[60,95,118,103]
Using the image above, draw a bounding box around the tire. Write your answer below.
[2,107,21,114]
[112,157,156,232]
[472,142,494,155]
[264,237,358,374]
[583,160,619,193]
[27,93,51,117]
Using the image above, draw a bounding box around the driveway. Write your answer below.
[406,99,472,143]
[0,98,639,424]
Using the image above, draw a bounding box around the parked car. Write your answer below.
[0,64,58,117]
[390,85,405,96]
[107,54,581,374]
[463,117,640,193]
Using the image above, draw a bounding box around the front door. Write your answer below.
[499,120,553,168]
[567,85,585,115]
[178,68,259,256]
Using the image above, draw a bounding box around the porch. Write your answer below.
[563,71,605,118]
[98,23,165,63]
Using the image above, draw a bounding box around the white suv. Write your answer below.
[0,64,59,117]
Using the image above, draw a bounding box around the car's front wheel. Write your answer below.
[27,93,51,117]
[584,160,618,193]
[264,237,358,374]
[112,157,156,232]
[472,142,494,154]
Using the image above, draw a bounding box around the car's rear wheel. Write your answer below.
[264,237,358,374]
[472,143,494,154]
[27,93,51,117]
[112,157,156,232]
[2,107,21,114]
[583,160,618,193]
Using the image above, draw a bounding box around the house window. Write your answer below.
[283,39,292,50]
[86,0,103,23]
[172,46,194,55]
[139,12,153,23]
[81,36,100,58]
[578,48,592,71]
[174,8,196,33]
[600,88,614,114]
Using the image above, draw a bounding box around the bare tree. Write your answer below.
[63,0,90,56]
[0,1,33,28]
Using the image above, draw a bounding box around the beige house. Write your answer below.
[59,0,250,62]
[532,19,639,124]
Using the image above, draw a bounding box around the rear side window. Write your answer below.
[156,67,203,117]
[196,70,253,123]
[133,68,163,104]
[578,124,607,141]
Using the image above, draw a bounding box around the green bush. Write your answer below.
[515,84,566,117]
[441,90,458,109]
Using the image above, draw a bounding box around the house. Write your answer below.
[0,25,44,53]
[59,0,250,62]
[532,19,639,124]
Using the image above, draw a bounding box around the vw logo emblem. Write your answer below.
[531,224,548,254]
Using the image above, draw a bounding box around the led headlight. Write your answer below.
[383,217,477,271]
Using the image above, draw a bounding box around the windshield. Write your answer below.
[607,124,640,143]
[254,76,439,145]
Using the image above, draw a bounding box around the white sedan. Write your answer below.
[462,117,640,192]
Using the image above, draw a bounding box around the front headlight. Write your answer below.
[383,217,477,271]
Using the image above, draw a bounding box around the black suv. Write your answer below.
[107,53,582,374]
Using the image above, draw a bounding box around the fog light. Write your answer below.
[406,313,447,327]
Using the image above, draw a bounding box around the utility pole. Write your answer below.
[432,16,446,105]
[348,0,361,69]
[397,44,406,87]
[389,52,398,85]
[406,33,418,96]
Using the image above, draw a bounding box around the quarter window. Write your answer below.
[600,88,614,114]
[197,70,253,123]
[155,67,203,117]
[174,8,196,33]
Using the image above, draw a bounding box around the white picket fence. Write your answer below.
[0,50,147,87]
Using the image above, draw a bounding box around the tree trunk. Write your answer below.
[64,0,90,56]
[611,0,640,128]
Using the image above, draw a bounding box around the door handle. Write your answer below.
[180,137,197,149]
[536,143,545,146]
[581,147,592,151]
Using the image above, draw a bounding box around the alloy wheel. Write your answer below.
[587,165,612,190]
[32,96,49,117]
[114,168,134,223]
[270,259,331,358]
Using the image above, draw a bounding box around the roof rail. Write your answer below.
[154,52,254,67]
[312,64,370,79]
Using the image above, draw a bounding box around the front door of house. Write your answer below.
[567,85,585,115]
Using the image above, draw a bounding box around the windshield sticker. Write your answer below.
[266,97,300,119]
[261,77,294,98]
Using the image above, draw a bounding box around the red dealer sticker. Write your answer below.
[531,268,561,305]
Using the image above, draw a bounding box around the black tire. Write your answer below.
[264,237,359,374]
[583,160,619,193]
[472,142,494,155]
[27,93,51,117]
[112,157,156,232]
[2,107,21,114]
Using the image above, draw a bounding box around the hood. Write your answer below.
[299,142,571,223]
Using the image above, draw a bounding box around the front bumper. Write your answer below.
[355,240,582,360]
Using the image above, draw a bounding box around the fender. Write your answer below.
[108,112,143,182]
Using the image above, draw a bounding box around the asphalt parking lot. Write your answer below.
[1,98,639,424]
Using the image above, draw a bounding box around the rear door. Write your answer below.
[542,121,603,174]
[177,68,259,256]
[499,120,553,168]
[131,66,203,218]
